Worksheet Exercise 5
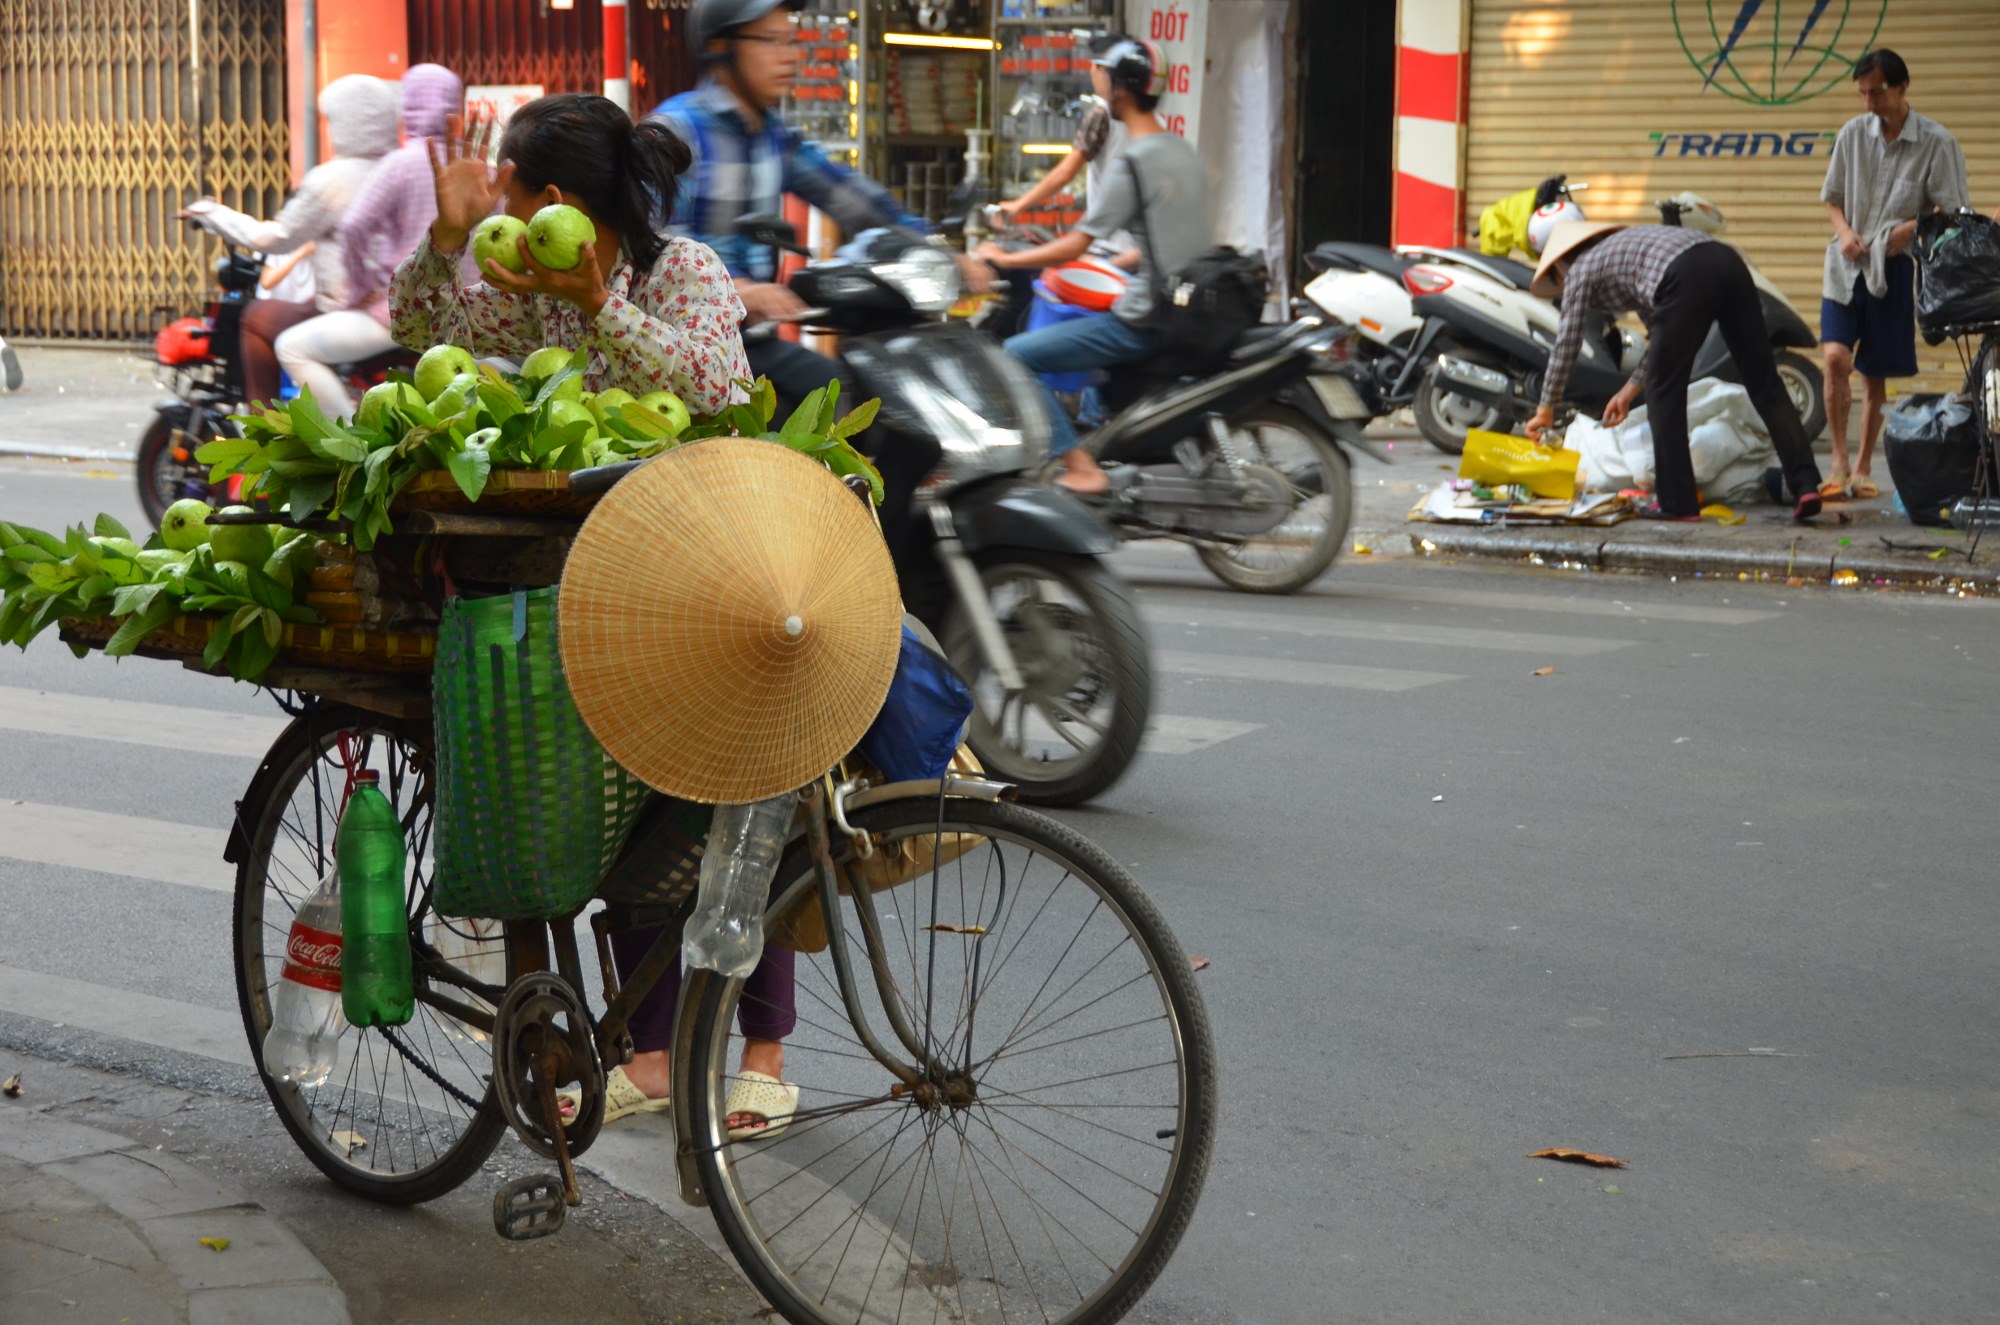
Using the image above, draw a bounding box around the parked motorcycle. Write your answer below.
[138,218,414,527]
[742,216,1151,807]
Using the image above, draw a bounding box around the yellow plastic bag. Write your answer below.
[1459,429,1580,501]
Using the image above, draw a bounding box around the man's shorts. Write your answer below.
[1820,254,1919,379]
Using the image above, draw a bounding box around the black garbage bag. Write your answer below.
[1914,210,2000,346]
[1882,393,1979,527]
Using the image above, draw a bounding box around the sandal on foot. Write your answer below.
[1819,472,1850,500]
[725,1069,801,1142]
[558,1064,670,1128]
[1849,475,1881,500]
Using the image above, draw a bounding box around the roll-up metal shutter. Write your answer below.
[1464,0,2000,391]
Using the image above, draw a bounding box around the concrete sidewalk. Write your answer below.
[3,1103,349,1324]
[0,344,166,461]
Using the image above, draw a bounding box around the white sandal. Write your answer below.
[725,1069,801,1142]
[558,1064,670,1127]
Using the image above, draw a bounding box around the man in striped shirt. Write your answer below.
[1526,222,1825,523]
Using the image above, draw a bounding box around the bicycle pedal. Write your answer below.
[493,1173,567,1241]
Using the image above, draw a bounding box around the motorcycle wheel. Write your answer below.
[941,551,1151,807]
[136,405,237,529]
[1193,404,1354,595]
[1414,363,1503,455]
[1775,350,1829,440]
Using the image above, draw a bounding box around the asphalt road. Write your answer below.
[3,455,1997,1323]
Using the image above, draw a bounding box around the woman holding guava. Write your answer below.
[389,93,748,416]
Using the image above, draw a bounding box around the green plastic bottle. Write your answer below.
[338,771,414,1027]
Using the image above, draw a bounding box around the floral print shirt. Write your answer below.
[389,232,749,414]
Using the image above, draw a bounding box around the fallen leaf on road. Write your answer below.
[1431,795,1445,802]
[2,1073,20,1098]
[1699,504,1746,526]
[923,923,987,935]
[1188,955,1211,972]
[1532,666,1555,677]
[1930,547,1951,560]
[1351,541,1374,555]
[197,1237,231,1252]
[1528,1148,1627,1169]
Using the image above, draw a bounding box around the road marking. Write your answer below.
[1142,714,1263,755]
[1325,584,1778,625]
[0,802,231,894]
[1158,651,1461,691]
[1145,606,1636,656]
[0,962,250,1067]
[0,685,286,760]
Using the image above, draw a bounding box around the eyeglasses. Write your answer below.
[734,32,801,49]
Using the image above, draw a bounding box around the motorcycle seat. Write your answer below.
[338,347,420,377]
[1228,324,1293,356]
[1305,242,1410,281]
[1443,248,1536,290]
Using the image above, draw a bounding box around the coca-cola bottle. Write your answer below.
[263,869,345,1087]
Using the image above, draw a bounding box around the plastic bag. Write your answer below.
[856,621,974,783]
[1883,393,1979,527]
[1915,210,2000,346]
[1460,429,1580,500]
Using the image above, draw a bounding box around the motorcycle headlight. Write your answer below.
[877,244,963,315]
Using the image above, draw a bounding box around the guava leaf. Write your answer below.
[778,387,828,440]
[110,581,168,617]
[92,513,132,541]
[0,522,23,550]
[73,574,115,606]
[104,596,181,657]
[245,565,291,614]
[202,613,236,669]
[5,544,57,565]
[12,523,65,556]
[27,562,76,592]
[828,398,881,442]
[749,376,778,428]
[477,380,525,423]
[446,445,492,502]
[286,473,339,524]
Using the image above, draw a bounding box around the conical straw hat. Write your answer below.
[1530,221,1628,298]
[558,438,903,804]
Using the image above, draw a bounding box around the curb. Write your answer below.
[2,1106,350,1323]
[1401,527,1999,593]
[0,442,137,462]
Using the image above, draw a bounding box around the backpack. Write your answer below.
[1123,153,1270,362]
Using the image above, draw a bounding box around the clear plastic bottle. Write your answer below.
[425,914,507,1041]
[263,869,345,1087]
[338,771,414,1027]
[682,795,794,978]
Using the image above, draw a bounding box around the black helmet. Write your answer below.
[1091,37,1166,101]
[691,0,806,57]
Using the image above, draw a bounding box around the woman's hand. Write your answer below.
[427,111,502,254]
[481,236,611,319]
[972,241,1012,270]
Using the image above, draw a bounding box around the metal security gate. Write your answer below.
[0,0,290,340]
[408,0,604,95]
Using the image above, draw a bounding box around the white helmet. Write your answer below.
[1526,199,1586,257]
[1662,191,1727,233]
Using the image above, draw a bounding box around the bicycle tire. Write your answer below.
[685,796,1216,1325]
[231,704,513,1205]
[136,405,236,529]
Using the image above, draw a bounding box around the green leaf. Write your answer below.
[230,618,280,681]
[62,525,88,557]
[92,513,132,541]
[749,376,779,428]
[828,397,881,442]
[28,562,77,592]
[73,574,115,605]
[281,603,325,626]
[0,522,22,550]
[778,386,828,440]
[530,419,592,462]
[286,473,339,524]
[244,564,291,614]
[110,581,168,617]
[4,544,57,565]
[813,378,840,434]
[267,457,339,480]
[261,606,283,648]
[202,612,237,670]
[104,595,181,657]
[446,445,493,502]
[194,436,259,478]
[476,380,525,424]
[289,389,370,464]
[12,523,65,556]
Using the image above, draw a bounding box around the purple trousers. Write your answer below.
[609,924,797,1053]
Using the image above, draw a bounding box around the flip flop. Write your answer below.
[725,1069,801,1142]
[1849,475,1882,499]
[1819,472,1851,500]
[558,1064,670,1127]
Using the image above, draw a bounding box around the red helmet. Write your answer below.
[154,317,214,366]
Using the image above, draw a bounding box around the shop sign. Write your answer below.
[465,84,546,151]
[1132,1,1206,145]
[1671,0,1888,107]
[1647,129,1838,157]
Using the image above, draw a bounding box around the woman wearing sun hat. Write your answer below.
[1525,220,1826,523]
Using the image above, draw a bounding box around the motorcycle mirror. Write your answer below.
[734,213,810,256]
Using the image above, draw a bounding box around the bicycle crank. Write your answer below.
[491,971,604,1166]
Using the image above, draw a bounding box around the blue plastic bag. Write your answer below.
[858,623,974,782]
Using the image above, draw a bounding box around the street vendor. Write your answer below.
[1524,221,1825,524]
[389,93,749,415]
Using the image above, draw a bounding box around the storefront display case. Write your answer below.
[992,0,1115,228]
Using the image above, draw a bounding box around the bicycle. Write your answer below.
[1942,320,2000,541]
[229,696,1216,1324]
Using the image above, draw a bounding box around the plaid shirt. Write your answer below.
[1542,225,1710,410]
[651,80,925,282]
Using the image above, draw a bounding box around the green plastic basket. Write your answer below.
[431,588,652,919]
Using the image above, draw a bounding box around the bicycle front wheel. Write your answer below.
[686,797,1216,1325]
[231,704,513,1205]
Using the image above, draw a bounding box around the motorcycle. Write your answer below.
[138,218,414,527]
[741,216,1151,807]
[1302,179,1825,452]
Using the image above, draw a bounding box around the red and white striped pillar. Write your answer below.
[1392,0,1470,248]
[603,0,631,113]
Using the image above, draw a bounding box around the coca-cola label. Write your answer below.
[283,922,343,992]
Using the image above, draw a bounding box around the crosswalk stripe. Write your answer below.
[1144,606,1636,656]
[0,685,286,760]
[1158,651,1462,691]
[0,961,249,1068]
[0,802,232,894]
[1142,715,1263,755]
[1325,584,1778,625]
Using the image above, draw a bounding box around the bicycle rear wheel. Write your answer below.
[231,704,512,1205]
[686,797,1215,1325]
